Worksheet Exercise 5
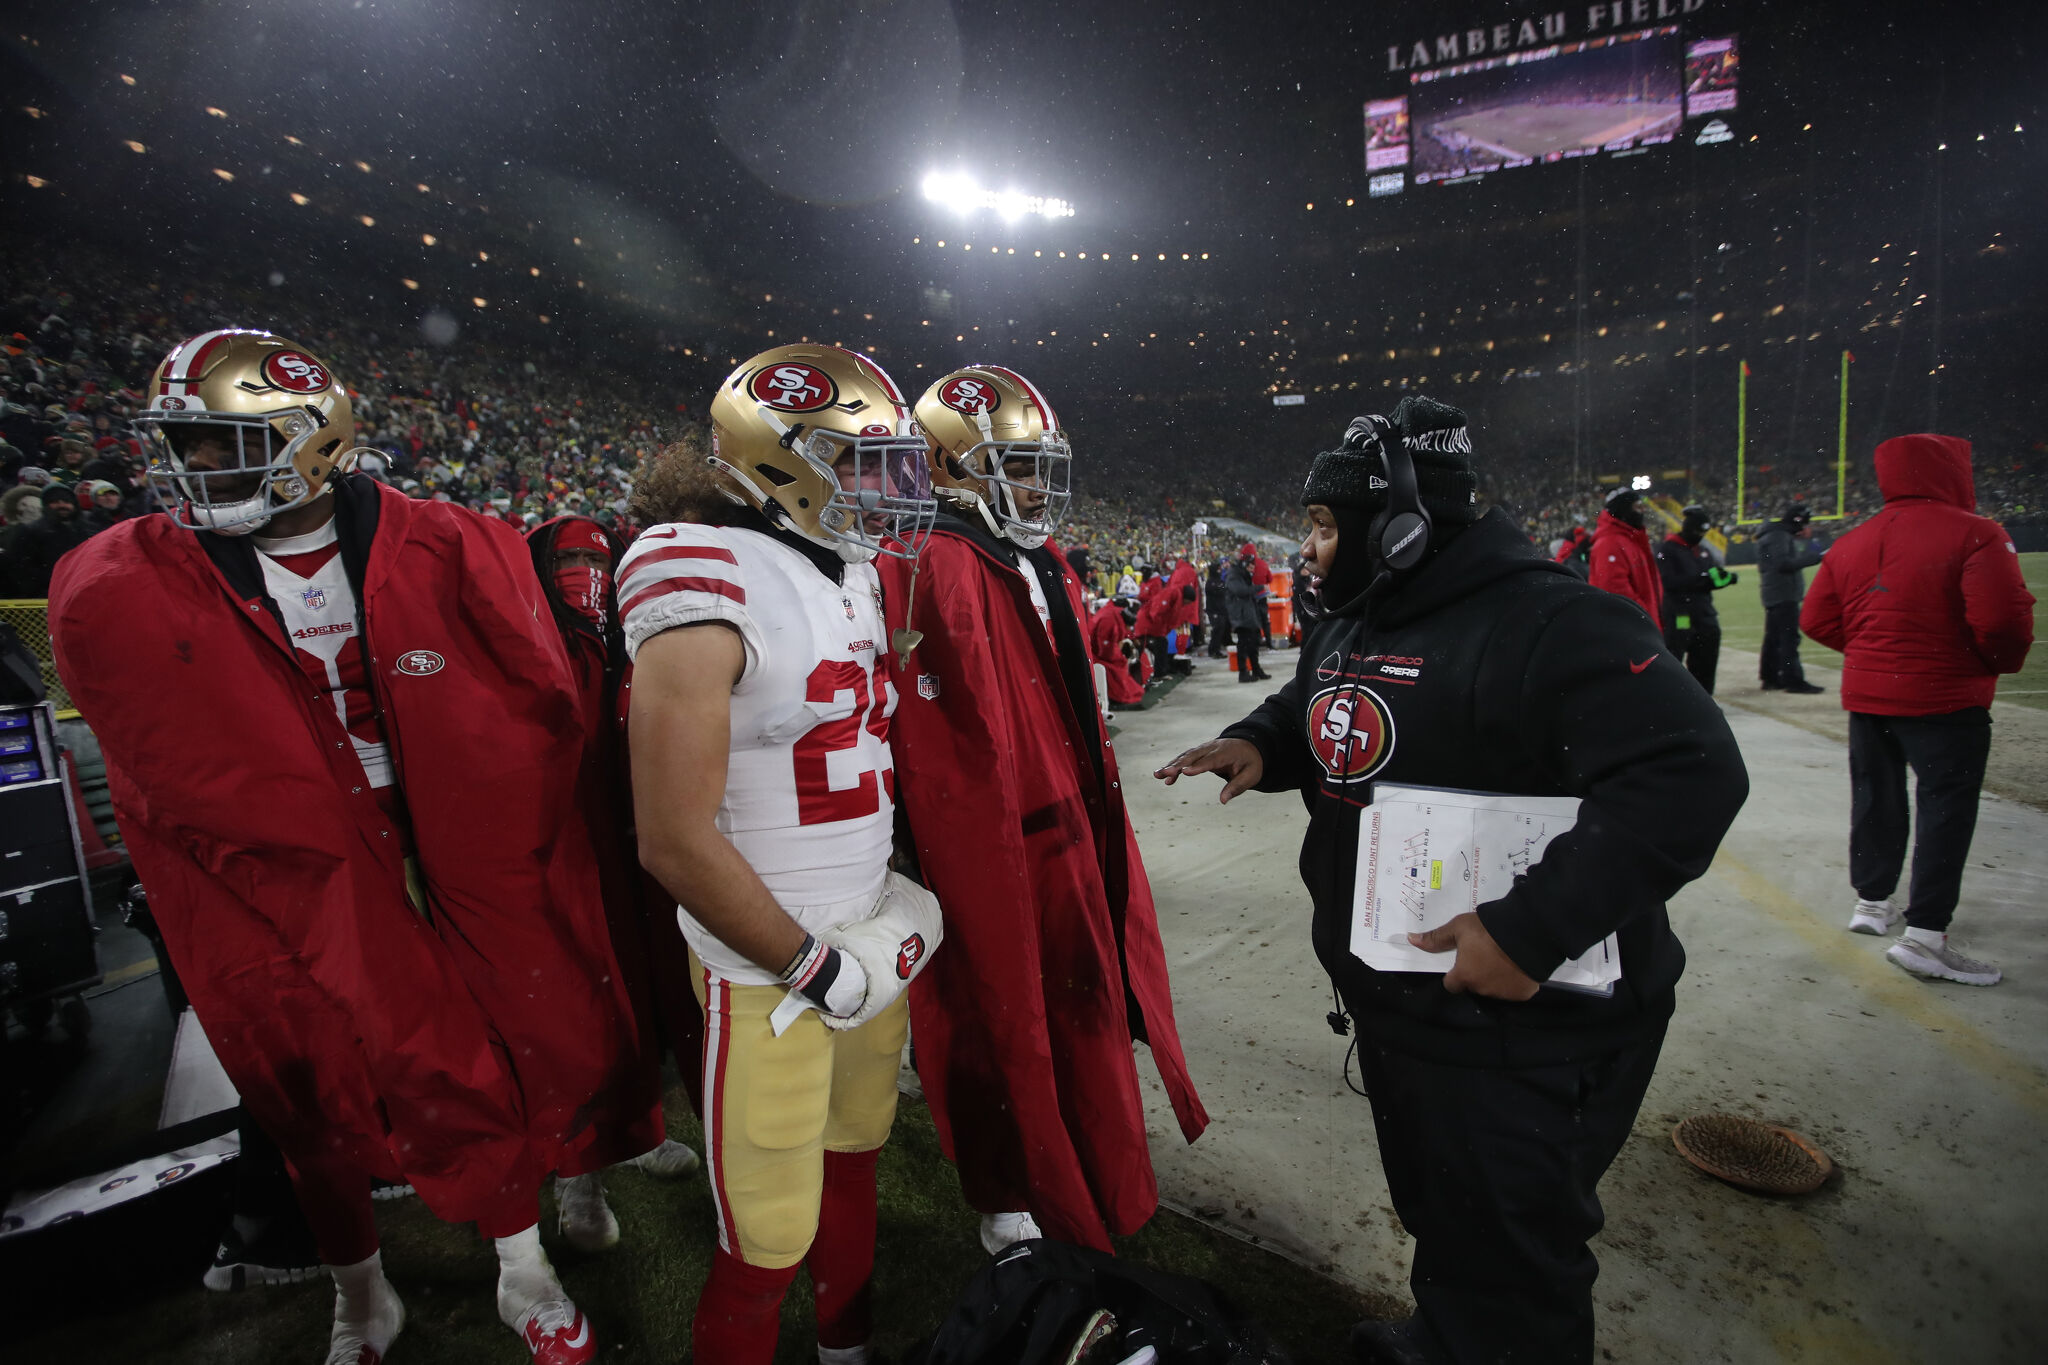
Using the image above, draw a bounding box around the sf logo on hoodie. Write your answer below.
[1307,684,1396,783]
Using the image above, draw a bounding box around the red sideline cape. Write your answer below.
[880,522,1208,1250]
[527,515,696,1142]
[1089,600,1146,706]
[1165,558,1201,634]
[50,480,646,1220]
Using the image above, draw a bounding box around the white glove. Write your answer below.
[816,871,944,1032]
[778,934,869,1026]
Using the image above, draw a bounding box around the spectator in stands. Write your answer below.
[1655,504,1738,695]
[1589,487,1662,623]
[1225,546,1269,682]
[1802,434,2035,985]
[0,481,88,594]
[1756,502,1826,693]
[0,483,43,592]
[77,479,128,534]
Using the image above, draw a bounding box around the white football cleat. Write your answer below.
[980,1210,1043,1255]
[553,1173,620,1252]
[627,1138,701,1178]
[324,1278,404,1365]
[1848,897,1901,935]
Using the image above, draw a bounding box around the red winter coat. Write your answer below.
[880,521,1208,1250]
[1165,559,1202,632]
[1589,509,1663,623]
[1802,434,2035,715]
[1132,572,1176,637]
[50,479,643,1219]
[1088,599,1145,705]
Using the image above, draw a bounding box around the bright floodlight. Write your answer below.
[1632,474,1653,491]
[921,170,1075,219]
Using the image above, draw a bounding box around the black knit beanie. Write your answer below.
[1299,395,1481,526]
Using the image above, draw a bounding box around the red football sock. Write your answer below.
[692,1247,799,1365]
[809,1148,881,1350]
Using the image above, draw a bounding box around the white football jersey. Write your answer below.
[619,521,897,985]
[252,521,394,791]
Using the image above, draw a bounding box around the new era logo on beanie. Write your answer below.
[1300,395,1481,525]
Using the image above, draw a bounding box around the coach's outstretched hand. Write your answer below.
[1154,738,1265,803]
[1408,913,1541,1002]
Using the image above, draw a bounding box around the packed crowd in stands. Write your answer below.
[4,238,2042,602]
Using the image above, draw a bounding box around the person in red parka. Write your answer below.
[1165,551,1202,658]
[1802,433,2035,986]
[51,331,631,1365]
[1132,558,1179,679]
[1589,487,1663,623]
[882,366,1208,1256]
[525,515,703,1248]
[1087,587,1148,707]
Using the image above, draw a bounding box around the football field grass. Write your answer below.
[1428,100,1679,159]
[1713,551,2048,711]
[12,1092,1390,1365]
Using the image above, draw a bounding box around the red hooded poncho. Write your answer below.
[1088,598,1147,706]
[880,521,1208,1250]
[1589,508,1664,623]
[51,480,645,1218]
[1802,434,2035,715]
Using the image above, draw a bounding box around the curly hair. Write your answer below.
[628,427,735,527]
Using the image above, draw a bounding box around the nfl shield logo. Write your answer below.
[301,585,327,611]
[917,674,941,700]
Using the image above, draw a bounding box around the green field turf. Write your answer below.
[1714,552,2047,711]
[18,1094,1388,1364]
[1431,100,1679,159]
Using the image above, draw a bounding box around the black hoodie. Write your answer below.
[1221,509,1748,1066]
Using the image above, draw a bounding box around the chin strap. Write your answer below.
[892,555,924,670]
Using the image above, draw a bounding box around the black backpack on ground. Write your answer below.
[916,1239,1295,1365]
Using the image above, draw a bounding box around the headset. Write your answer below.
[1357,413,1432,576]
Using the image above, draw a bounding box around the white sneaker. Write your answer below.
[552,1173,620,1252]
[325,1280,404,1365]
[979,1210,1043,1255]
[626,1138,700,1179]
[1848,898,1901,935]
[1886,933,2002,986]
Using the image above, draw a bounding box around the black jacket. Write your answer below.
[1220,510,1748,1066]
[1655,534,1727,630]
[1754,523,1822,608]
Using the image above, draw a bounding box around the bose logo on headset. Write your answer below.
[1388,521,1427,558]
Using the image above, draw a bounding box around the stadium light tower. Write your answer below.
[921,170,1075,220]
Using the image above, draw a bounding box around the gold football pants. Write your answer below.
[692,962,908,1269]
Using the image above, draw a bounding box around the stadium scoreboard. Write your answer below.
[1365,1,1740,196]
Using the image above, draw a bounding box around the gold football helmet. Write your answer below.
[707,344,935,562]
[136,329,359,534]
[913,365,1070,548]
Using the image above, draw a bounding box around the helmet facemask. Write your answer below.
[713,417,936,563]
[139,407,336,535]
[953,429,1072,549]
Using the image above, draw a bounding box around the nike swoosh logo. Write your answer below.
[563,1316,590,1350]
[1630,657,1655,673]
[640,528,678,540]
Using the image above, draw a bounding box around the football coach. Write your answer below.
[1156,397,1749,1365]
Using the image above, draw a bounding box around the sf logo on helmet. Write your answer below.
[263,350,330,394]
[748,362,837,412]
[940,377,1001,416]
[895,933,926,979]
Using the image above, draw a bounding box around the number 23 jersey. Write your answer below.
[619,522,897,985]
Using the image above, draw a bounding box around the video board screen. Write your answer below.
[1685,35,1739,115]
[1364,26,1737,191]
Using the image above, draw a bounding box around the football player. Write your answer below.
[50,330,640,1365]
[621,344,944,1365]
[878,366,1208,1255]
